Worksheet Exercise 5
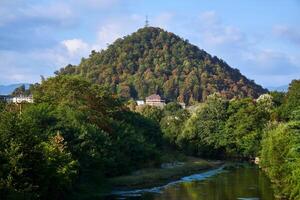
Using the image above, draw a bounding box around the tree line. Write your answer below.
[0,75,299,199]
[135,80,300,199]
[0,76,162,199]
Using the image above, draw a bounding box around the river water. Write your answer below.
[105,164,275,200]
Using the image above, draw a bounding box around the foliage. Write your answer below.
[222,98,270,158]
[260,122,300,199]
[178,94,228,157]
[280,80,300,120]
[0,105,78,199]
[259,80,300,199]
[137,105,163,123]
[176,94,271,159]
[0,75,163,199]
[160,102,190,145]
[269,91,285,107]
[56,27,267,104]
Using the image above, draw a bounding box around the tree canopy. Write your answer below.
[56,27,267,104]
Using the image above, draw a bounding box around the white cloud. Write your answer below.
[187,11,300,87]
[198,11,246,47]
[0,45,78,84]
[93,15,144,50]
[92,13,175,50]
[0,1,76,28]
[241,49,300,76]
[273,25,300,46]
[96,24,125,49]
[200,11,219,26]
[20,3,73,21]
[61,39,89,56]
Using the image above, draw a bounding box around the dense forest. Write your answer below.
[56,27,267,104]
[0,28,299,199]
[0,75,299,199]
[0,76,163,199]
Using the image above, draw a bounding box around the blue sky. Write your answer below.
[0,0,299,87]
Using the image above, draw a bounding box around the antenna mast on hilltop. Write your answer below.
[145,15,149,27]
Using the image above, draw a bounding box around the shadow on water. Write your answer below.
[104,164,274,200]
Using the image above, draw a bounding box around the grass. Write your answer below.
[108,157,223,189]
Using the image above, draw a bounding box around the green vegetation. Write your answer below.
[109,157,222,189]
[260,80,300,200]
[0,28,299,200]
[0,76,162,199]
[166,94,270,159]
[1,75,299,199]
[56,27,267,104]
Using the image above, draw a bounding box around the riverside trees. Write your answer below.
[0,75,162,199]
[1,75,299,199]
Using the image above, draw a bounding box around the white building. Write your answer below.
[12,95,34,103]
[136,100,145,106]
[2,95,34,103]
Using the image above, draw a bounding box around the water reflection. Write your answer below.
[106,165,274,200]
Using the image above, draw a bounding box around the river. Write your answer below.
[105,164,275,200]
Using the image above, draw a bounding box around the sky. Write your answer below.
[0,0,299,87]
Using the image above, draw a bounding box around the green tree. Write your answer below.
[160,103,190,145]
[222,98,270,158]
[0,104,78,199]
[260,121,300,199]
[281,80,300,120]
[178,94,228,157]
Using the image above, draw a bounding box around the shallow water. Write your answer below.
[105,164,275,200]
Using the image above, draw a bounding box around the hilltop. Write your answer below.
[56,27,267,104]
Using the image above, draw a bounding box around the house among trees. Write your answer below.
[12,95,34,103]
[145,94,166,108]
[0,95,33,103]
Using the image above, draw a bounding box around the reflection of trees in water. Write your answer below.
[152,166,274,200]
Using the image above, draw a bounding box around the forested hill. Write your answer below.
[56,27,267,104]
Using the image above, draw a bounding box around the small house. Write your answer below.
[145,94,165,108]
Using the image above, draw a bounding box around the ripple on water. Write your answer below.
[111,165,225,197]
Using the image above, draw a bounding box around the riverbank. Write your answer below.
[108,157,223,190]
[108,164,275,200]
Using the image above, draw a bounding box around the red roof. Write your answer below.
[146,94,161,101]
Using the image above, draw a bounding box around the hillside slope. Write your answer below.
[56,27,267,104]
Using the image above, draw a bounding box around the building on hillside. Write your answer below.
[12,95,34,103]
[1,95,34,103]
[136,100,145,106]
[145,94,165,108]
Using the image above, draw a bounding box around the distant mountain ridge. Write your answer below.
[56,27,268,104]
[267,85,288,92]
[0,83,30,95]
